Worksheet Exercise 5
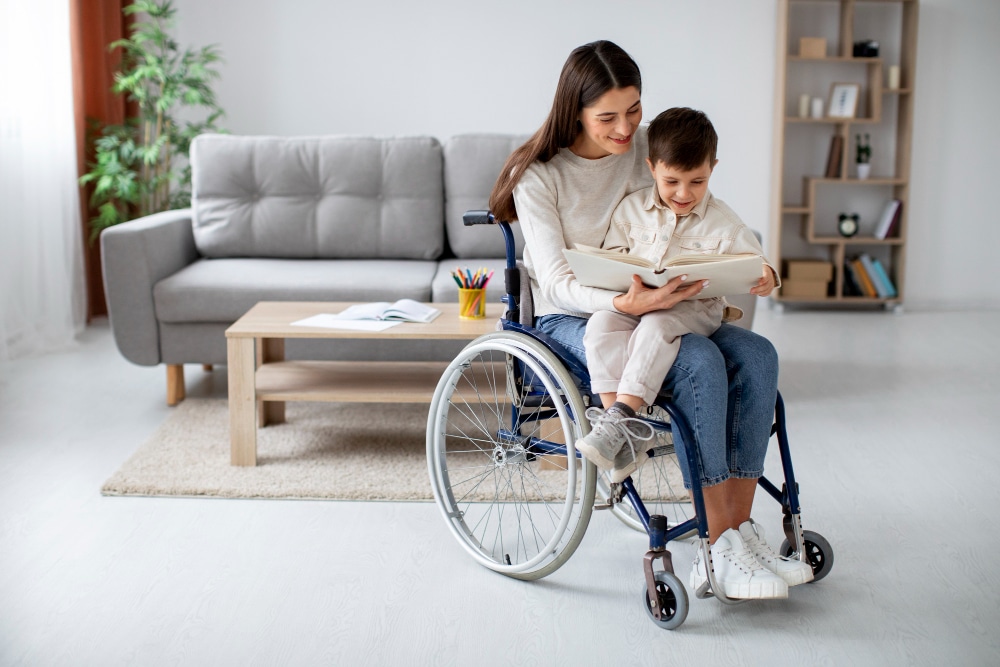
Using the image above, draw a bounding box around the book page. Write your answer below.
[664,253,754,267]
[381,299,441,323]
[564,248,761,298]
[333,302,393,320]
[290,314,399,331]
[310,299,441,323]
[571,244,656,269]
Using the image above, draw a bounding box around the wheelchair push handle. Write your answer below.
[463,210,496,226]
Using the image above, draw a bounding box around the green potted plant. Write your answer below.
[80,0,225,241]
[855,133,871,180]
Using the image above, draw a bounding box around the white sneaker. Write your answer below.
[738,519,814,586]
[689,528,789,599]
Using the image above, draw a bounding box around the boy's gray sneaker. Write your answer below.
[574,407,619,469]
[575,406,655,475]
[609,434,651,483]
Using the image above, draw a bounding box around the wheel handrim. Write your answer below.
[428,337,591,575]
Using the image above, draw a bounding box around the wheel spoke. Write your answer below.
[427,332,596,579]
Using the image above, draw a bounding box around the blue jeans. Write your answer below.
[535,314,778,489]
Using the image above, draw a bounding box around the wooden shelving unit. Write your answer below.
[770,0,918,308]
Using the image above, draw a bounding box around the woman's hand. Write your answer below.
[613,274,706,316]
[750,266,777,297]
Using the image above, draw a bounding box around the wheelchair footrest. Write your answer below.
[593,481,625,511]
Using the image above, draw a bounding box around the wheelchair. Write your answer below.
[426,211,833,630]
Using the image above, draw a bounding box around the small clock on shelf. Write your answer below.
[838,213,859,238]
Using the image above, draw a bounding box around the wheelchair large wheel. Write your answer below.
[427,331,597,581]
[599,406,694,536]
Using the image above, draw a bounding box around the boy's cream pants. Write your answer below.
[583,300,724,406]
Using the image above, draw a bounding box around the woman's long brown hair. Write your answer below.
[487,40,641,222]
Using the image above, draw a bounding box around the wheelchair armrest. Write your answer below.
[463,210,496,226]
[501,320,592,390]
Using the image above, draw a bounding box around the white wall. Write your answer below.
[173,0,999,310]
[907,0,1000,309]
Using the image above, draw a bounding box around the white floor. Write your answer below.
[1,306,999,666]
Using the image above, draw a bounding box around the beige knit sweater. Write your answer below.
[513,125,652,319]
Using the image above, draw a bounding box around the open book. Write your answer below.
[563,245,762,299]
[331,299,441,323]
[289,300,440,331]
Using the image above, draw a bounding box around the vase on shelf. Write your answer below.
[857,164,871,180]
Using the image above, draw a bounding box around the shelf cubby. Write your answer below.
[771,0,917,307]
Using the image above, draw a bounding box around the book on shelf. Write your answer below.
[824,134,844,178]
[858,254,890,298]
[562,244,763,299]
[842,260,864,296]
[849,257,878,297]
[848,253,898,299]
[867,256,898,298]
[875,199,902,239]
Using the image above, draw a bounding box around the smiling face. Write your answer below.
[569,86,642,160]
[647,157,717,217]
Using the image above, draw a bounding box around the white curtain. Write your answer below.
[0,0,86,361]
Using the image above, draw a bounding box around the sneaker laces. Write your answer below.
[718,539,767,575]
[694,539,765,581]
[742,521,779,561]
[584,407,655,466]
[732,545,767,573]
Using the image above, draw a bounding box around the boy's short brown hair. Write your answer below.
[647,107,718,171]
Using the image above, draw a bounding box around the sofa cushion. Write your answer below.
[153,258,438,323]
[190,135,444,260]
[443,134,529,259]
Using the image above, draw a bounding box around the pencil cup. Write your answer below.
[458,288,486,319]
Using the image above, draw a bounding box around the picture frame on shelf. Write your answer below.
[827,83,860,118]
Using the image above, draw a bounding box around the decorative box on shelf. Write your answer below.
[781,260,833,298]
[799,37,827,58]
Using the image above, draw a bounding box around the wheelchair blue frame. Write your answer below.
[478,212,804,549]
[441,211,831,627]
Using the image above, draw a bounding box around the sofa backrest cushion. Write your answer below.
[443,134,529,259]
[190,134,444,259]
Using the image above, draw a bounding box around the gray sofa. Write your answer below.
[101,133,757,405]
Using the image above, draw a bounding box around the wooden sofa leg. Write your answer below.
[166,364,186,406]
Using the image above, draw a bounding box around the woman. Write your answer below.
[488,40,812,600]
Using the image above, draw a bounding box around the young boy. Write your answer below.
[575,107,779,482]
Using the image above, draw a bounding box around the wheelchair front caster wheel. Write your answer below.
[643,571,689,630]
[780,530,833,582]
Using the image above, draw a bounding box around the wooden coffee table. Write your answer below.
[225,301,502,466]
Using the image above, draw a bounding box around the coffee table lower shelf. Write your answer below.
[256,360,451,403]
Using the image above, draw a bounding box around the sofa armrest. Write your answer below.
[101,209,200,366]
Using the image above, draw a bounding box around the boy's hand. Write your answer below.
[750,266,777,297]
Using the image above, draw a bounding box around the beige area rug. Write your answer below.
[102,399,440,501]
[103,398,686,503]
